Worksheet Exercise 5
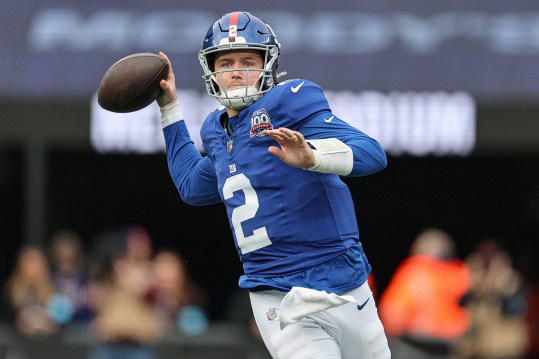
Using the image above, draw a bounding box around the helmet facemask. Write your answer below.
[199,43,279,110]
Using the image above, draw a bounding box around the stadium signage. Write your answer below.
[91,90,475,156]
[29,9,539,55]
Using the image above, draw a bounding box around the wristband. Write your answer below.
[159,100,184,128]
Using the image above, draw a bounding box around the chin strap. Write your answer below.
[305,138,353,176]
[219,86,260,110]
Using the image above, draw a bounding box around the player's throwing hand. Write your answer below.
[157,52,177,107]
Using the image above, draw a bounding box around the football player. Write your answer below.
[156,11,391,359]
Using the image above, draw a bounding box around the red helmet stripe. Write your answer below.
[229,11,239,28]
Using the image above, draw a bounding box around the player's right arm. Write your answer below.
[162,118,221,206]
[158,52,221,206]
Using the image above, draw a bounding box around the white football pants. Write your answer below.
[249,281,391,359]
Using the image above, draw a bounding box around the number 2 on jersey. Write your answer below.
[223,173,272,254]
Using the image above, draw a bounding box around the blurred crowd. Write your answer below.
[0,225,213,359]
[378,228,539,359]
[1,225,539,359]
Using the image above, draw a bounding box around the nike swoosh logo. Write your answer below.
[291,81,305,93]
[357,298,370,311]
[324,116,335,123]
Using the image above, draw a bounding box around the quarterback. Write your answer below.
[156,11,391,359]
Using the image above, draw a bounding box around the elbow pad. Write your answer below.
[305,138,353,176]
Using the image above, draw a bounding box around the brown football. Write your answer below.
[97,53,169,113]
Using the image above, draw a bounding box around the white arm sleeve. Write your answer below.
[159,100,184,128]
[305,138,353,176]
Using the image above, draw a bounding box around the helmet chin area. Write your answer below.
[218,86,260,110]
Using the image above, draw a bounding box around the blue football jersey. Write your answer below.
[163,79,386,292]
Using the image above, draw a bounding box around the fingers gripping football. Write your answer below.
[157,52,178,107]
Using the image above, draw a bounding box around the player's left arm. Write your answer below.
[299,112,387,177]
[264,113,386,177]
[264,80,386,176]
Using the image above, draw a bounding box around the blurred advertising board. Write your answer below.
[1,0,539,103]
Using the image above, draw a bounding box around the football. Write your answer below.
[97,53,169,113]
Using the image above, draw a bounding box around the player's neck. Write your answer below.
[226,107,239,117]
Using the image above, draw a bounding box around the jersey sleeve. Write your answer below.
[163,121,221,205]
[299,112,387,177]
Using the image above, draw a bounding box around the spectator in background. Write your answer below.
[0,246,59,336]
[48,229,93,324]
[455,239,529,359]
[515,239,539,359]
[524,272,539,359]
[87,226,162,359]
[152,249,208,335]
[379,227,471,359]
[222,286,266,351]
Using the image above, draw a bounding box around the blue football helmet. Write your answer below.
[199,12,281,110]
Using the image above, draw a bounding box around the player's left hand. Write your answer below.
[263,127,316,169]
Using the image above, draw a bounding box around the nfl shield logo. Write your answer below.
[266,308,279,322]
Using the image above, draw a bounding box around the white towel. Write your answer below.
[279,286,359,329]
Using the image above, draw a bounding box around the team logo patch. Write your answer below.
[250,109,273,137]
[266,308,279,322]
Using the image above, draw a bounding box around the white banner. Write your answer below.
[90,90,475,157]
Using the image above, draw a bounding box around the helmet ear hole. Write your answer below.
[207,54,216,72]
